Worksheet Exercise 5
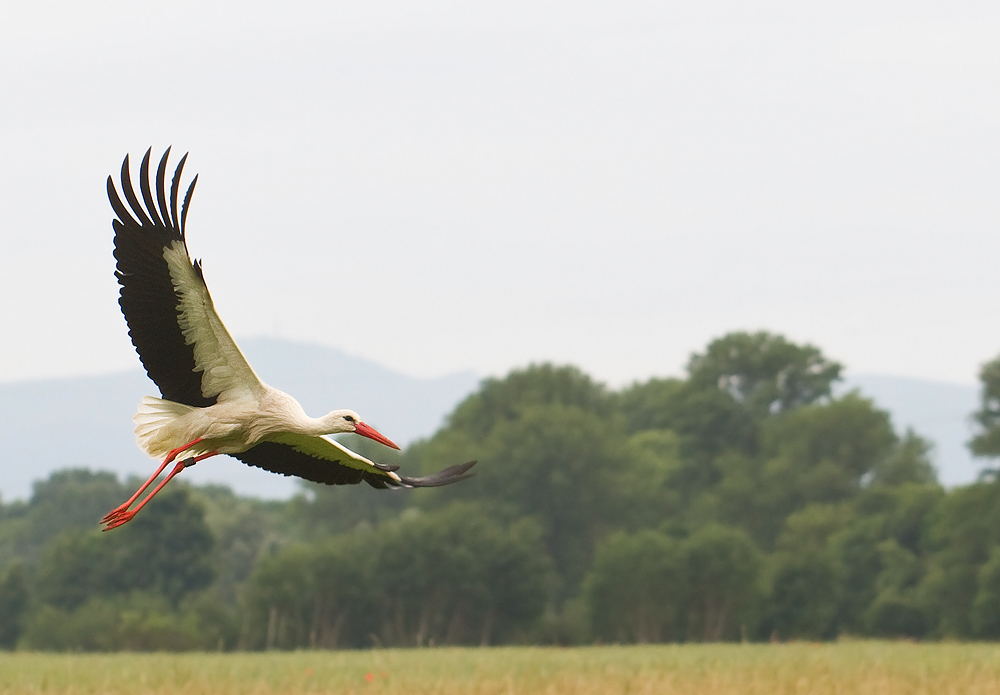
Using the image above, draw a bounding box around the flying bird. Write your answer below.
[103,148,475,530]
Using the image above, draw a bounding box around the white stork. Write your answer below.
[102,148,475,530]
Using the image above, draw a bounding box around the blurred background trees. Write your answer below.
[3,330,1000,650]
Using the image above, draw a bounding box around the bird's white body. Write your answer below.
[132,388,336,459]
[134,390,363,460]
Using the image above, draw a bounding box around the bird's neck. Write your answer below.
[306,410,351,436]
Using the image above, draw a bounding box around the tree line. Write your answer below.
[2,330,1000,649]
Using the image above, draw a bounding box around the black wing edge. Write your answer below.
[109,148,214,408]
[398,460,478,488]
[231,442,477,490]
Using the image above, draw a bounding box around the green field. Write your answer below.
[3,643,1000,695]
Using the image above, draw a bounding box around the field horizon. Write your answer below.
[3,641,1000,695]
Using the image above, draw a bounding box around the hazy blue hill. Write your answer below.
[838,374,982,487]
[0,370,151,502]
[0,338,478,501]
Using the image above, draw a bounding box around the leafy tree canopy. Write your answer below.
[446,364,613,441]
[687,331,843,416]
[969,354,1000,460]
[33,486,215,611]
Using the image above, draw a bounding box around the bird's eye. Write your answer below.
[344,415,356,424]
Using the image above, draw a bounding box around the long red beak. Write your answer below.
[353,421,401,450]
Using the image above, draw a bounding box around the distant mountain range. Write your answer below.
[0,339,986,500]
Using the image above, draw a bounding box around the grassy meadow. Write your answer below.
[3,642,1000,695]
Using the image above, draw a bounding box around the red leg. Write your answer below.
[102,438,205,523]
[103,450,219,530]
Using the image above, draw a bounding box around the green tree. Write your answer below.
[0,563,28,649]
[918,479,1000,637]
[243,530,390,649]
[584,530,686,643]
[434,403,625,597]
[762,394,897,487]
[20,590,228,651]
[827,483,940,636]
[864,539,926,637]
[749,394,898,544]
[190,485,288,605]
[27,470,128,532]
[610,430,686,532]
[445,364,612,441]
[407,364,624,601]
[616,378,686,434]
[972,546,1000,638]
[369,504,552,646]
[34,486,215,612]
[34,531,119,610]
[828,515,885,634]
[699,394,903,550]
[474,515,554,645]
[765,551,840,640]
[684,524,762,641]
[114,487,216,606]
[869,430,938,487]
[654,385,759,465]
[970,353,1000,460]
[618,375,757,464]
[0,469,129,568]
[761,504,848,640]
[617,333,843,510]
[245,504,552,649]
[244,543,319,649]
[687,331,842,417]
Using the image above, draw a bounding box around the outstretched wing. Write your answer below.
[232,434,477,489]
[109,148,263,406]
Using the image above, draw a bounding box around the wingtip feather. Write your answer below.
[119,153,155,228]
[181,174,198,236]
[399,460,478,488]
[139,148,163,227]
[169,152,189,231]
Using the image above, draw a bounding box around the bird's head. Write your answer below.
[334,410,401,450]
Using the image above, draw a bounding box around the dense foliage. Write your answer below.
[0,330,998,650]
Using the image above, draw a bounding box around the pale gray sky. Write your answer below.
[2,1,999,388]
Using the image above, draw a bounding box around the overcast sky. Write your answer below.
[2,1,999,389]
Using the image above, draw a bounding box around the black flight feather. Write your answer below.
[232,442,477,490]
[109,148,214,407]
[139,149,162,227]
